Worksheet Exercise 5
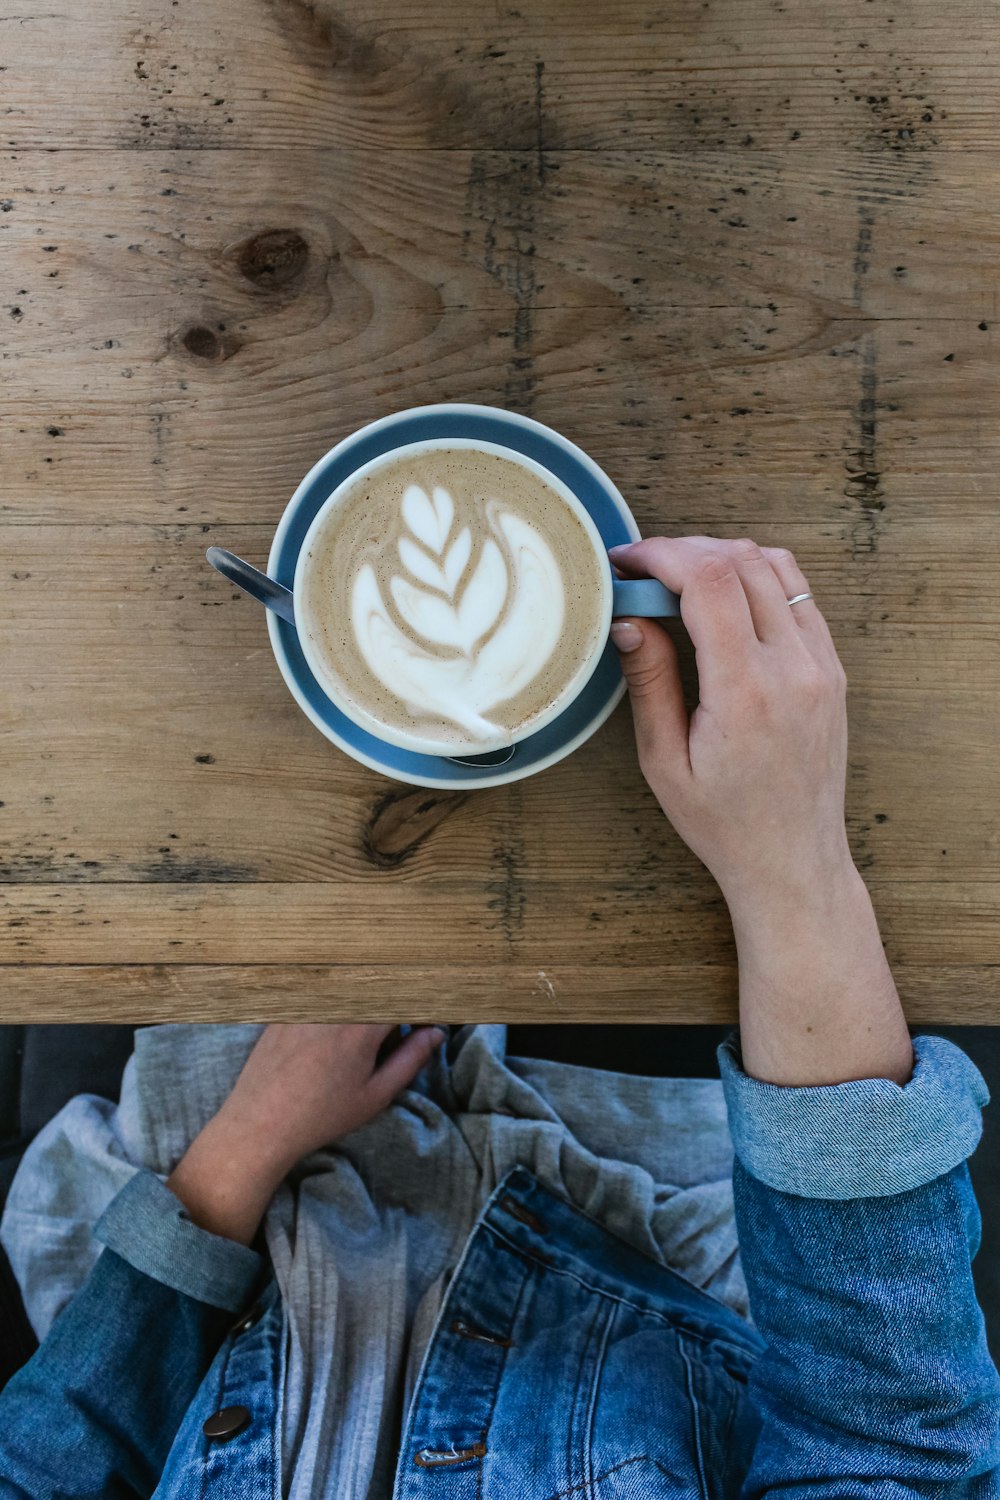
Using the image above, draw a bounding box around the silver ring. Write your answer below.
[786,593,813,606]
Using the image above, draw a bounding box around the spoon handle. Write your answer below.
[206,547,296,625]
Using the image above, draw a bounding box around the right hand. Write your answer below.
[609,535,854,909]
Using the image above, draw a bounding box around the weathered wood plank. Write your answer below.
[1,881,998,967]
[4,314,999,525]
[0,964,996,1024]
[3,142,998,526]
[3,147,997,331]
[1,0,995,152]
[0,879,730,964]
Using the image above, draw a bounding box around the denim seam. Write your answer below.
[718,1369,744,1492]
[200,1324,235,1499]
[390,1206,494,1496]
[273,1289,288,1500]
[565,1285,611,1494]
[678,1333,710,1500]
[483,1220,752,1363]
[545,1455,669,1500]
[581,1298,617,1495]
[477,1249,532,1495]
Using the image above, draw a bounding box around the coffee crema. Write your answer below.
[299,446,608,752]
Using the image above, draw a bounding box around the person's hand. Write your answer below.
[167,1024,444,1243]
[211,1023,445,1176]
[609,535,853,909]
[610,535,913,1088]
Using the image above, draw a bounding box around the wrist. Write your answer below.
[723,855,913,1087]
[167,1106,288,1246]
[723,849,866,955]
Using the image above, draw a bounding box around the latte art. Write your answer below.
[353,485,566,742]
[299,445,607,753]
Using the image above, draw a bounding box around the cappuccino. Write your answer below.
[298,444,608,753]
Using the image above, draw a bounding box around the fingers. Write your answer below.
[611,535,801,652]
[369,1025,445,1107]
[610,617,691,776]
[609,538,759,701]
[759,546,842,666]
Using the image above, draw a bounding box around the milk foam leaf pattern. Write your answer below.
[397,527,473,598]
[401,483,453,554]
[390,486,508,653]
[443,528,472,592]
[398,536,447,593]
[351,496,567,745]
[391,537,506,652]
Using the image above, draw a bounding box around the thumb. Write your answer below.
[369,1025,445,1108]
[610,618,690,769]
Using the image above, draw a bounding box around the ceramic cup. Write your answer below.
[268,404,679,789]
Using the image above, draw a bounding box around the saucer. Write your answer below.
[266,404,640,789]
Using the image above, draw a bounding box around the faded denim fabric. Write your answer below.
[719,1032,989,1197]
[96,1170,261,1313]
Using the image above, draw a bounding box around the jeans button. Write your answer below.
[203,1406,251,1442]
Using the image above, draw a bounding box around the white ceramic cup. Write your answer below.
[293,438,616,758]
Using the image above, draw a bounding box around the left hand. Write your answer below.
[167,1023,445,1244]
[214,1023,445,1176]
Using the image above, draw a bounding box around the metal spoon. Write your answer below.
[206,547,296,625]
[205,547,516,768]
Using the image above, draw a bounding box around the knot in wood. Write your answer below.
[362,789,468,870]
[237,229,310,290]
[181,325,242,362]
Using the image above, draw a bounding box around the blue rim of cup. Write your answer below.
[266,403,641,789]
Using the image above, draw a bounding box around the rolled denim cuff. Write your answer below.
[718,1031,989,1199]
[94,1169,261,1312]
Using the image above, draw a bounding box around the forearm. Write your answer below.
[166,1104,290,1247]
[724,851,913,1087]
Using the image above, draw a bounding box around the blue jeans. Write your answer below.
[1,1034,998,1497]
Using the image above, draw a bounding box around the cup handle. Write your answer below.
[611,577,680,619]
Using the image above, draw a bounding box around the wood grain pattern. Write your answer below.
[1,965,998,1024]
[2,0,998,1021]
[2,0,997,151]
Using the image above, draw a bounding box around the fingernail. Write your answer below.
[430,1027,448,1045]
[607,543,635,556]
[610,621,643,652]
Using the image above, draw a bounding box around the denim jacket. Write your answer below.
[1,1032,998,1498]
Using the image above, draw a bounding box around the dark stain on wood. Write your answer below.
[0,851,257,883]
[135,852,258,882]
[362,788,469,869]
[269,0,382,76]
[236,228,310,290]
[466,153,546,413]
[846,332,885,558]
[534,59,546,186]
[270,0,531,150]
[845,199,885,559]
[487,783,525,950]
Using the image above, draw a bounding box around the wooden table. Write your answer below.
[2,0,998,1022]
